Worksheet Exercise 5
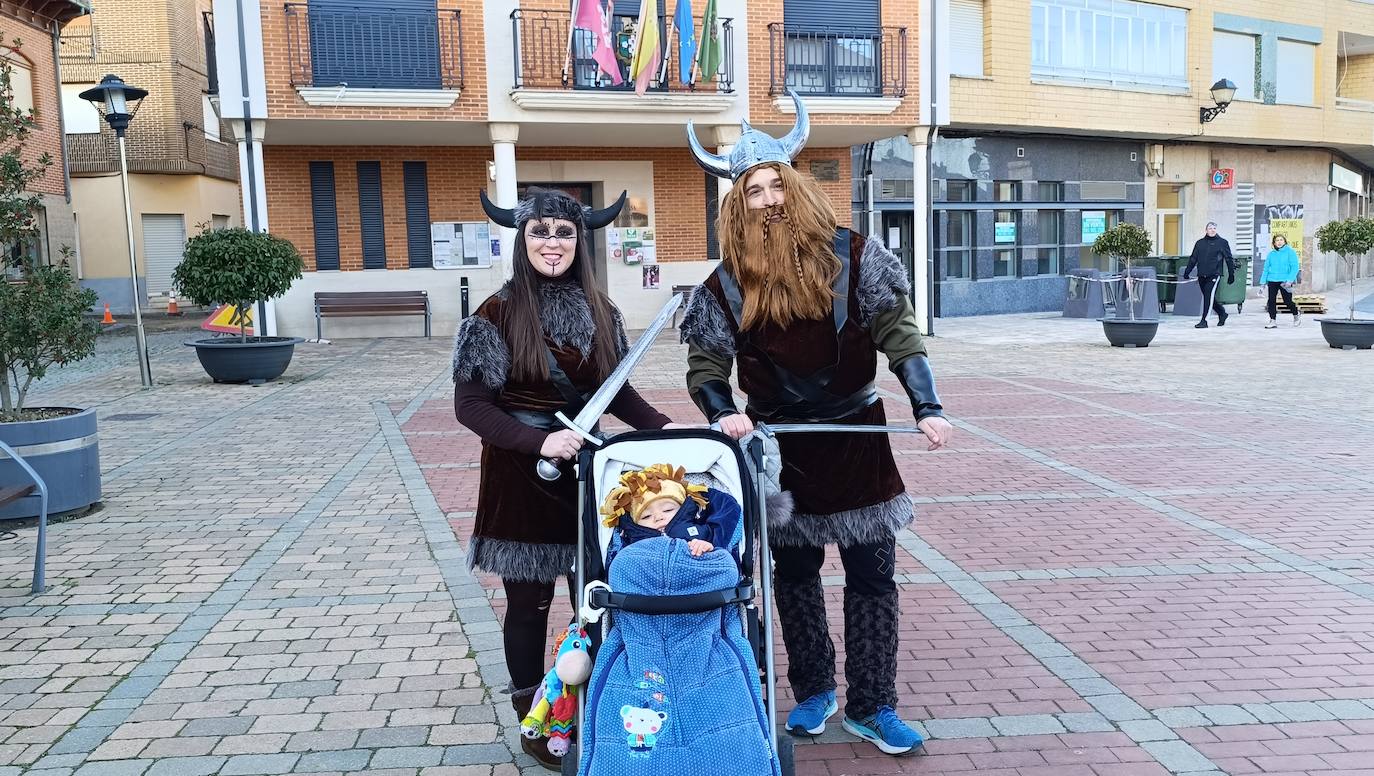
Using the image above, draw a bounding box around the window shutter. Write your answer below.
[705,174,720,261]
[949,0,984,77]
[309,161,340,271]
[357,161,386,270]
[403,162,432,269]
[308,0,441,89]
[784,0,878,31]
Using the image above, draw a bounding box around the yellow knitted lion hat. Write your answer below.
[599,463,709,527]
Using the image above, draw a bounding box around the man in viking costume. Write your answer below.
[679,91,953,755]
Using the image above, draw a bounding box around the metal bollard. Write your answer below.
[460,276,470,319]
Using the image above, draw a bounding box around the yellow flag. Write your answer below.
[630,0,661,94]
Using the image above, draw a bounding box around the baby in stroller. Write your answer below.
[576,449,783,776]
[599,464,742,558]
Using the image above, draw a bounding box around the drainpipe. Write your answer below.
[232,0,273,336]
[924,0,941,335]
[52,21,73,207]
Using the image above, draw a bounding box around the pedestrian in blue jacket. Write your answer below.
[1260,234,1302,328]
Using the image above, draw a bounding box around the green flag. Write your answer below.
[695,0,721,83]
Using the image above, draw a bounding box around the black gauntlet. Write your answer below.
[691,380,739,422]
[894,356,944,421]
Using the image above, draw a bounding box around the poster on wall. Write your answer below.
[994,222,1017,244]
[615,227,657,265]
[1253,204,1305,273]
[431,223,456,269]
[642,264,660,290]
[1081,211,1107,244]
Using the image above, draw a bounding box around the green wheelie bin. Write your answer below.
[1213,255,1252,313]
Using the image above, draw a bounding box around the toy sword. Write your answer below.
[535,293,685,481]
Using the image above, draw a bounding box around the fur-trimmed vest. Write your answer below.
[450,278,630,583]
[679,228,916,548]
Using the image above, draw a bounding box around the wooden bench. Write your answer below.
[0,440,47,593]
[314,291,431,340]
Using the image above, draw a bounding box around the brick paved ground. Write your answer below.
[3,298,1374,776]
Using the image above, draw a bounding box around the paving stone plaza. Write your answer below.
[4,296,1374,776]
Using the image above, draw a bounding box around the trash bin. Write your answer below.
[1214,256,1252,313]
[1138,256,1185,312]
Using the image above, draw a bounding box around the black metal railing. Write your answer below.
[768,24,906,97]
[510,9,733,93]
[285,3,464,90]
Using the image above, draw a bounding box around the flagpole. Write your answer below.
[562,0,584,85]
[658,12,676,86]
[626,0,643,83]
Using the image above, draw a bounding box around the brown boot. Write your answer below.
[512,686,563,772]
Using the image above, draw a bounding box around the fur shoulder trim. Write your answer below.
[451,314,509,390]
[678,283,737,358]
[857,236,913,326]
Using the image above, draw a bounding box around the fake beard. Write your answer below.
[734,205,833,327]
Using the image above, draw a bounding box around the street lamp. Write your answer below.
[1200,78,1237,124]
[79,74,152,388]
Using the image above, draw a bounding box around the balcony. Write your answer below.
[768,24,906,114]
[65,129,238,181]
[285,3,464,107]
[508,9,734,112]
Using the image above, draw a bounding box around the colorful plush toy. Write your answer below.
[521,624,593,757]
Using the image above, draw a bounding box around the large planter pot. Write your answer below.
[187,337,304,384]
[1318,318,1374,350]
[0,407,100,519]
[1099,318,1160,348]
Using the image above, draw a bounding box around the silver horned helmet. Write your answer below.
[686,89,810,182]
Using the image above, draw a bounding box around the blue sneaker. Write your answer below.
[785,690,838,736]
[842,706,924,755]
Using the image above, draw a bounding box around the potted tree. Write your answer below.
[1315,216,1374,350]
[1094,222,1159,347]
[173,227,305,383]
[0,49,102,519]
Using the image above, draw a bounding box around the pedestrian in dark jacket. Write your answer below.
[1182,222,1238,328]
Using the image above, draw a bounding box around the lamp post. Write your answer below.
[79,75,152,388]
[1200,78,1237,124]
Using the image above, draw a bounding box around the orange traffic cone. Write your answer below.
[101,303,116,325]
[166,294,181,316]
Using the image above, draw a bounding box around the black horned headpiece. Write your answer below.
[479,188,628,232]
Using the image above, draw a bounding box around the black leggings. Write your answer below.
[1267,282,1299,318]
[502,577,573,693]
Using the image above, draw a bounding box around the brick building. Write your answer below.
[1,1,88,268]
[856,0,1374,317]
[60,0,241,315]
[211,0,935,337]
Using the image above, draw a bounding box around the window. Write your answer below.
[309,161,340,271]
[994,181,1020,202]
[1277,40,1316,105]
[950,0,984,77]
[356,161,386,269]
[993,211,1018,277]
[1,48,34,116]
[309,0,443,89]
[204,11,219,95]
[1035,210,1062,275]
[945,179,976,201]
[941,211,973,280]
[403,162,432,269]
[705,174,720,261]
[1213,31,1257,101]
[1031,0,1188,90]
[61,83,102,134]
[1036,181,1064,201]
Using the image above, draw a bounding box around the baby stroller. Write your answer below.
[560,427,794,776]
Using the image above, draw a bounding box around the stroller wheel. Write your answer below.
[777,734,795,776]
[560,740,580,776]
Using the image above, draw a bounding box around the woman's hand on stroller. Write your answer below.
[687,539,714,557]
[715,413,755,440]
[540,429,584,460]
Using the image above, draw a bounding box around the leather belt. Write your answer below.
[748,382,877,423]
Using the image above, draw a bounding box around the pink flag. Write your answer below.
[574,0,623,85]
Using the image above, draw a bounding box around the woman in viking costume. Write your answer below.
[452,188,675,769]
[679,91,954,756]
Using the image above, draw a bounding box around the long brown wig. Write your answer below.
[503,220,620,383]
[717,163,841,330]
